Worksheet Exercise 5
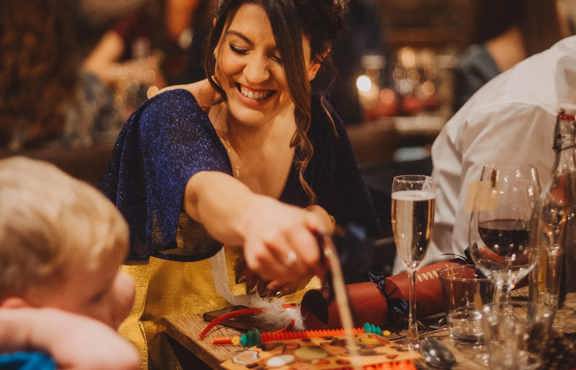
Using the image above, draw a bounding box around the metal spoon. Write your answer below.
[419,337,456,369]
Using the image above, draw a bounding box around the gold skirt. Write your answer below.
[119,253,317,369]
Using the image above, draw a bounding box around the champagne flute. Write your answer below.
[468,164,540,304]
[391,175,436,348]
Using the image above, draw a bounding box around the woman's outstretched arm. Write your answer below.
[185,171,330,284]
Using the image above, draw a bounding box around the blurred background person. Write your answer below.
[80,0,145,26]
[325,0,388,125]
[0,0,122,150]
[452,0,565,112]
[84,0,215,118]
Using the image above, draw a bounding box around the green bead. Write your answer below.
[362,322,383,335]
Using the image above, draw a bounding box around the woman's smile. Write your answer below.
[235,83,277,107]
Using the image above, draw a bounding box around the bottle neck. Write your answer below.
[553,111,576,175]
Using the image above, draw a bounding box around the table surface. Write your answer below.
[163,292,576,369]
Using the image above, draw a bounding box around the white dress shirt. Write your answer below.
[423,36,576,267]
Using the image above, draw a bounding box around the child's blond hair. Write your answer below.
[0,157,128,299]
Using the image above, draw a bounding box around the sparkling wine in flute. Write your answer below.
[391,190,436,269]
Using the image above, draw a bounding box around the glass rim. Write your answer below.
[482,301,556,322]
[483,300,556,311]
[392,174,433,183]
[480,162,538,170]
[438,265,489,282]
[479,163,541,181]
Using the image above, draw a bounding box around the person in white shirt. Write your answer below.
[424,35,576,266]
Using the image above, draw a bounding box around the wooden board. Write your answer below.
[221,334,419,370]
[163,292,576,369]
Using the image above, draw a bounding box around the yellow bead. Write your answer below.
[232,336,240,346]
[382,330,391,337]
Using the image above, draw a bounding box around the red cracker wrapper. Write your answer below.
[301,260,473,329]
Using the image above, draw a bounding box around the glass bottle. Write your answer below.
[530,109,576,308]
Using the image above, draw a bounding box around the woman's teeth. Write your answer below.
[238,85,274,100]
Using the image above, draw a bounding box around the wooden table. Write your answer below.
[163,313,239,369]
[163,292,576,369]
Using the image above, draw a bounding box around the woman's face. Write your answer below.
[215,3,318,128]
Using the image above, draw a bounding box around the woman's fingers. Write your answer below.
[304,209,329,235]
[241,199,334,285]
[244,237,286,282]
[244,233,315,284]
[266,232,309,279]
[146,85,160,98]
[284,225,320,272]
[306,204,335,233]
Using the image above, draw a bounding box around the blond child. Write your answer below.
[0,157,137,368]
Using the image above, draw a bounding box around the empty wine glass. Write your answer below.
[391,175,436,348]
[468,164,541,304]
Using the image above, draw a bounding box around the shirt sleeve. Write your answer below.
[101,89,232,260]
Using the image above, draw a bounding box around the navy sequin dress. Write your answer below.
[102,89,379,261]
[101,89,380,367]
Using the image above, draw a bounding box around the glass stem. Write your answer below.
[407,267,418,345]
[546,250,562,307]
[493,277,511,305]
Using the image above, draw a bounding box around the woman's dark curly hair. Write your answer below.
[0,0,80,147]
[204,0,345,203]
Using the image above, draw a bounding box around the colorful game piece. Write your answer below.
[213,322,389,347]
[232,350,260,366]
[265,354,295,368]
[221,336,420,370]
[293,346,328,361]
[363,322,383,335]
[358,335,382,346]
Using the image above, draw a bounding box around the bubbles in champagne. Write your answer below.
[391,190,436,269]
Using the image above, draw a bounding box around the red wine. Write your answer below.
[478,219,530,257]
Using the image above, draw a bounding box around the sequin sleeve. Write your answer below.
[101,89,232,260]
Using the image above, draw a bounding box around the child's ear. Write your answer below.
[0,297,30,309]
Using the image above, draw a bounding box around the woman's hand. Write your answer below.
[306,205,336,234]
[240,196,329,286]
[185,172,331,288]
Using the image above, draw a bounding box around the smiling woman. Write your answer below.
[212,4,315,128]
[102,0,381,367]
